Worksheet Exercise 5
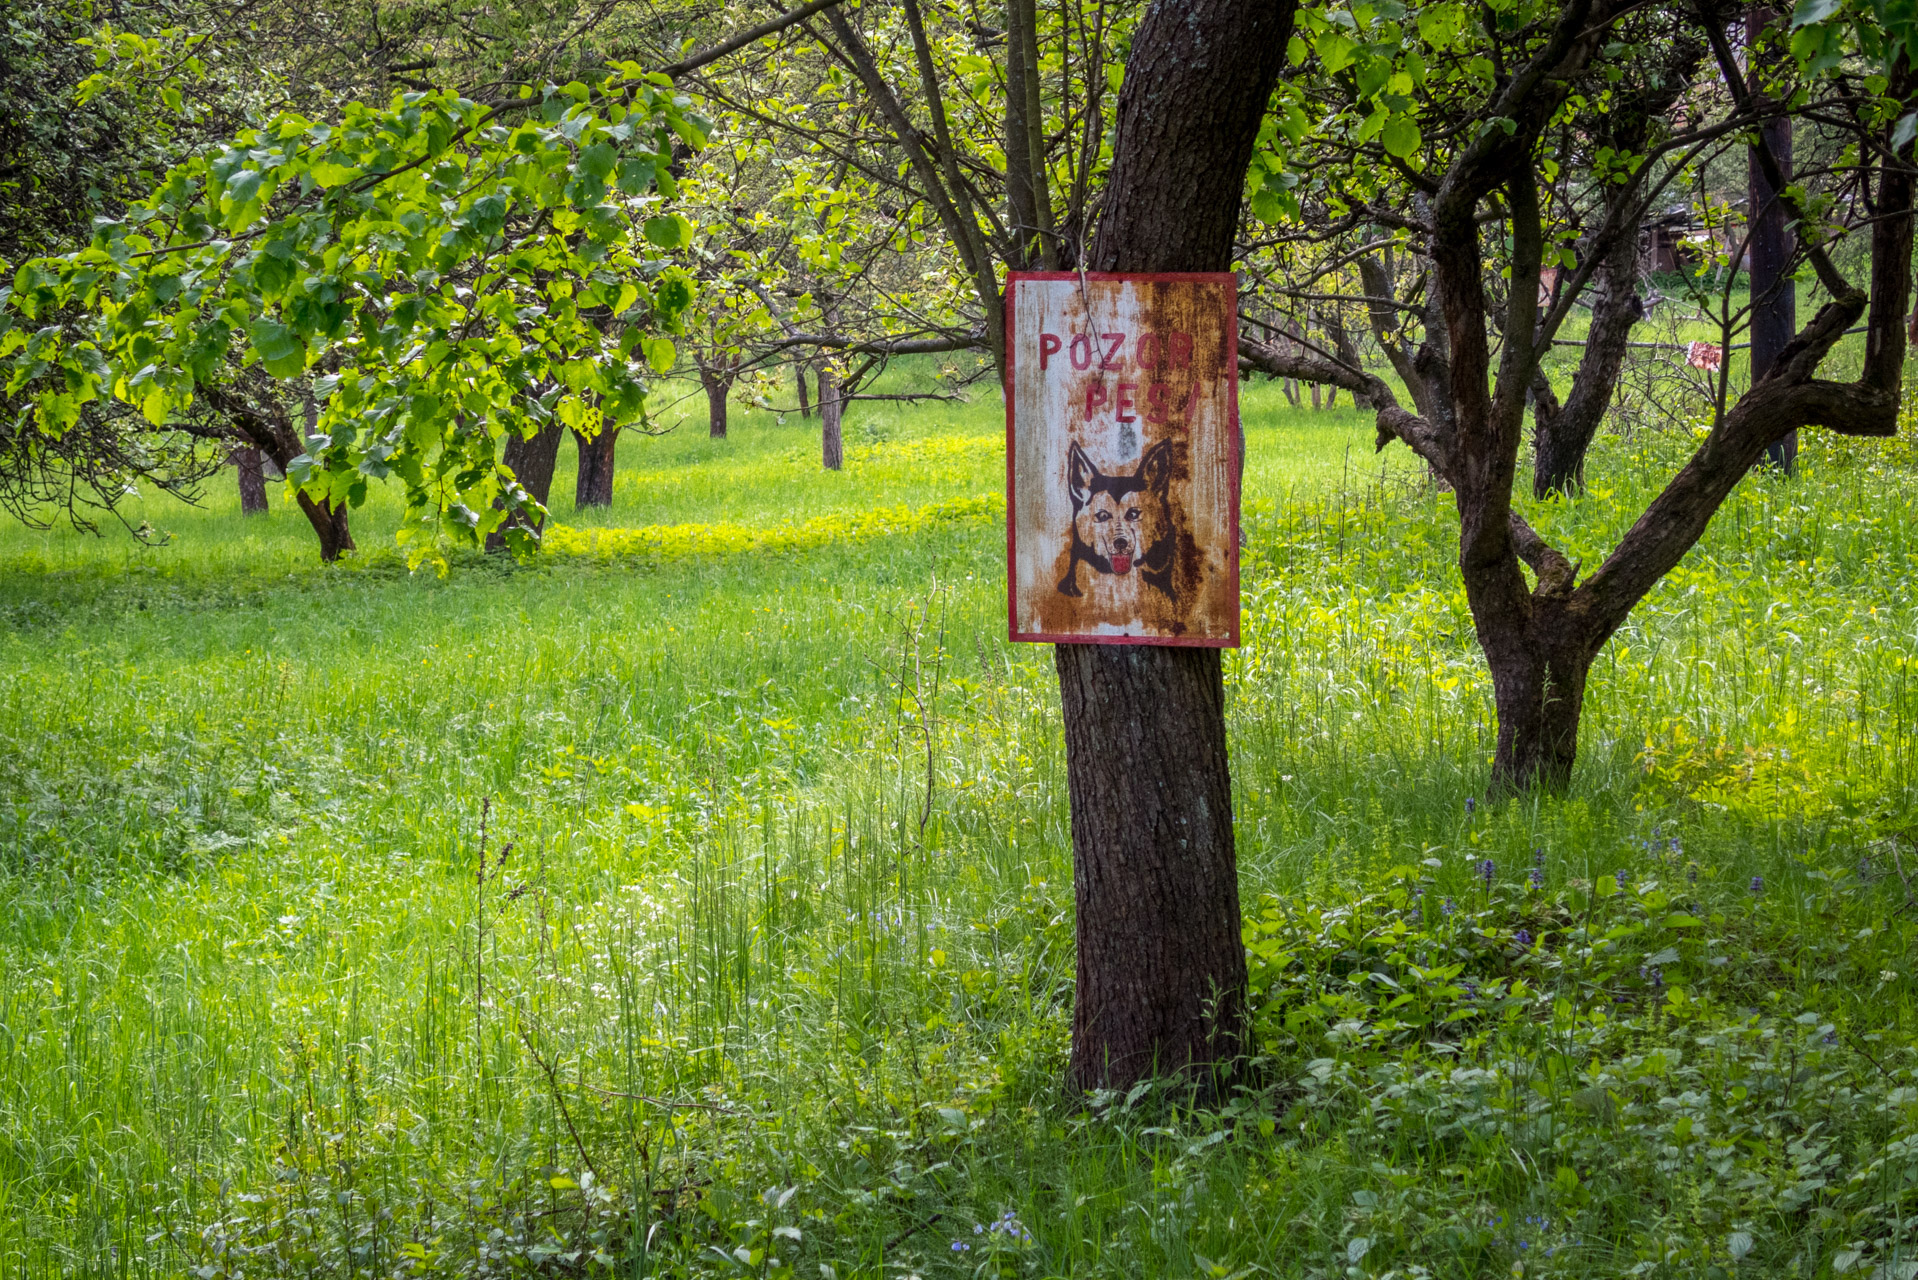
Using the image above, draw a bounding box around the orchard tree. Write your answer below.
[1240,0,1916,789]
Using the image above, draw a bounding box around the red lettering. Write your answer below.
[1145,382,1169,424]
[1084,381,1110,420]
[1069,333,1093,370]
[1116,382,1138,423]
[1168,331,1193,370]
[1100,332,1126,371]
[1136,333,1162,369]
[1039,332,1062,371]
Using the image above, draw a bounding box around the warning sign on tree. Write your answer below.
[1005,272,1241,646]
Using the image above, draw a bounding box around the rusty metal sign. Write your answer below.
[1004,272,1240,646]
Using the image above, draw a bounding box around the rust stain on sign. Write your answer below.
[1005,272,1240,646]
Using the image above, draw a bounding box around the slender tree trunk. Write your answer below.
[796,359,812,418]
[1531,217,1644,496]
[298,390,354,561]
[820,370,844,470]
[234,446,268,514]
[485,418,565,552]
[1055,0,1297,1092]
[1748,7,1797,472]
[702,362,732,438]
[1358,255,1441,422]
[572,426,620,508]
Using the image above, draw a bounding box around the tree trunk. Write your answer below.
[1055,644,1243,1085]
[702,363,732,438]
[1480,606,1596,790]
[295,490,356,561]
[1748,7,1797,472]
[820,370,844,470]
[1003,0,1056,267]
[1358,255,1441,422]
[485,418,565,553]
[796,360,812,418]
[572,426,620,508]
[298,389,353,561]
[234,446,268,514]
[1055,0,1297,1092]
[1531,216,1644,496]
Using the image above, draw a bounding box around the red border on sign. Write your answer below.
[1003,271,1242,648]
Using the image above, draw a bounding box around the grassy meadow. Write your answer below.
[1,362,1915,1279]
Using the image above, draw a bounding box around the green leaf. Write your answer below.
[1418,3,1464,44]
[643,336,675,373]
[615,156,657,195]
[248,319,307,378]
[1790,0,1841,27]
[1317,31,1357,73]
[1381,114,1421,158]
[577,142,618,182]
[642,214,690,248]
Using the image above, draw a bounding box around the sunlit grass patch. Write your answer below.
[0,390,1913,1277]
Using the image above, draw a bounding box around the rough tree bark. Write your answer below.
[1003,0,1056,268]
[485,419,565,553]
[572,426,620,508]
[234,446,268,514]
[1055,0,1297,1091]
[819,368,844,470]
[1748,5,1798,473]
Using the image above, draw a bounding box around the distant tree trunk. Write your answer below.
[1530,215,1644,496]
[820,370,844,470]
[572,427,620,508]
[796,359,813,418]
[485,419,565,552]
[1054,0,1296,1092]
[200,382,353,560]
[1748,5,1797,473]
[234,446,268,514]
[1003,0,1056,267]
[701,360,733,438]
[298,390,355,560]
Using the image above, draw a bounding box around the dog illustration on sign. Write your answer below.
[1057,439,1182,600]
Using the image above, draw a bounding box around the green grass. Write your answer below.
[0,367,1913,1279]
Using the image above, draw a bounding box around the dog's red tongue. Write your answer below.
[1110,554,1133,574]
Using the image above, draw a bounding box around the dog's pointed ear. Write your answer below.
[1067,440,1096,506]
[1138,439,1175,495]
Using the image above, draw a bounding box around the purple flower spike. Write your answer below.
[1515,929,1533,948]
[1479,858,1496,887]
[1615,869,1629,890]
[1465,796,1477,815]
[1530,868,1545,890]
[1442,897,1456,916]
[1750,875,1764,896]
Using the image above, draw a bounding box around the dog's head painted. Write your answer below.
[1057,439,1178,600]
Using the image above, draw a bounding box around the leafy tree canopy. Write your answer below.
[4,71,705,556]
